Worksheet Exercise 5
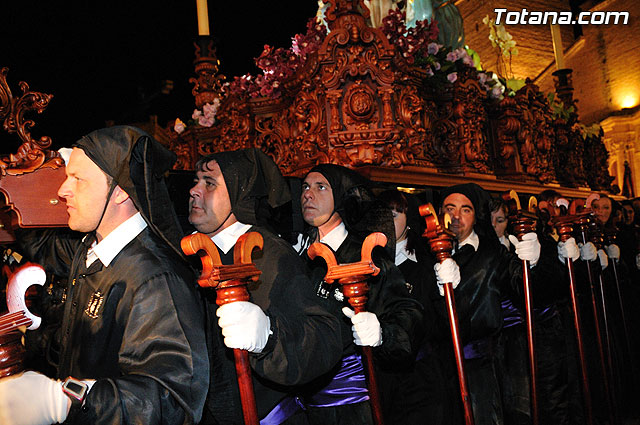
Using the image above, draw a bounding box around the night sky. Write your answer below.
[0,1,317,152]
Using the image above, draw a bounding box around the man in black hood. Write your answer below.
[0,126,209,425]
[430,183,565,425]
[294,164,424,425]
[187,149,342,425]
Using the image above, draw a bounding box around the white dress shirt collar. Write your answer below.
[87,212,147,268]
[395,238,417,266]
[454,230,480,254]
[319,222,349,252]
[211,221,253,254]
[499,234,511,249]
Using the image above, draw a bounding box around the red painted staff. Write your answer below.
[588,220,620,423]
[307,232,387,425]
[502,190,539,425]
[603,229,638,390]
[181,231,264,425]
[572,200,617,425]
[543,200,593,425]
[419,204,475,425]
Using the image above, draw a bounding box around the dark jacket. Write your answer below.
[305,232,424,368]
[201,225,343,424]
[19,227,209,425]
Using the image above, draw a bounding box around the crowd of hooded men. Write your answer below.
[0,126,638,425]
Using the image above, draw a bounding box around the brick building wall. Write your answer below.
[536,0,639,124]
[458,0,638,124]
[457,0,575,84]
[457,0,639,196]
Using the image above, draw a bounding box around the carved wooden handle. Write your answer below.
[181,232,222,288]
[308,232,386,314]
[502,190,537,240]
[419,203,455,262]
[307,232,386,284]
[181,232,263,289]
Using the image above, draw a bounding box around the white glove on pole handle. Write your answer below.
[0,371,69,425]
[217,301,272,353]
[557,237,580,264]
[605,244,620,260]
[579,242,598,262]
[509,233,541,266]
[434,258,461,297]
[342,307,383,347]
[597,249,609,270]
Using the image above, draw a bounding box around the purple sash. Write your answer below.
[501,298,524,329]
[260,396,304,425]
[304,353,370,407]
[463,337,495,360]
[259,354,369,424]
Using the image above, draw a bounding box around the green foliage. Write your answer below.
[547,92,575,121]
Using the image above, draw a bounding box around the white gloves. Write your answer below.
[217,301,272,354]
[579,242,598,262]
[605,244,620,260]
[557,237,580,263]
[597,249,609,269]
[0,371,69,425]
[342,307,383,347]
[508,233,541,266]
[434,258,461,296]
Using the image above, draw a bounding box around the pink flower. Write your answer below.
[427,43,439,55]
[447,72,458,83]
[173,118,186,134]
[197,114,215,127]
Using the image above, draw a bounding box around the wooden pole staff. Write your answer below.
[549,211,594,425]
[573,214,617,425]
[181,232,264,425]
[603,229,638,389]
[419,203,475,425]
[503,191,539,425]
[588,221,620,424]
[307,232,387,425]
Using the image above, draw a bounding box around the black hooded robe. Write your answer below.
[17,126,209,424]
[431,184,566,425]
[295,164,424,425]
[194,150,343,425]
[19,228,208,425]
[200,225,343,425]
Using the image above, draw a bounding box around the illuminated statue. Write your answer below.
[407,0,465,49]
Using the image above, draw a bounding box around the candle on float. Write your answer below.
[550,23,565,70]
[196,0,210,36]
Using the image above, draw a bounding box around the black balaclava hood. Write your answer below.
[205,148,291,226]
[73,125,184,257]
[439,182,495,240]
[306,164,396,253]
